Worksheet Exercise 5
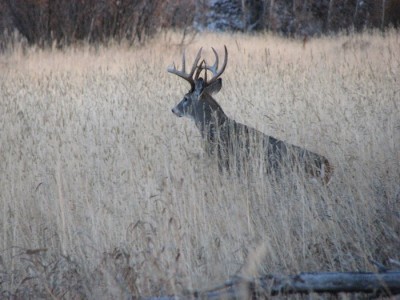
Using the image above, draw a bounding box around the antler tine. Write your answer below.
[207,47,219,74]
[167,47,203,90]
[204,45,228,85]
[204,61,207,83]
[194,60,206,81]
[181,50,186,73]
[190,48,203,76]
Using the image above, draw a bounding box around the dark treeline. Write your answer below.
[0,0,399,48]
[0,0,194,48]
[194,0,400,36]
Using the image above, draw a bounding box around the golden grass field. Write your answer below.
[0,30,399,298]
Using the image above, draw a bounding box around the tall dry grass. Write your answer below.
[0,30,399,298]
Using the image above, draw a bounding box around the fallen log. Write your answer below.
[257,272,400,295]
[144,271,400,299]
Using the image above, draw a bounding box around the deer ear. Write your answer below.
[203,78,222,95]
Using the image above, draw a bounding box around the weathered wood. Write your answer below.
[143,271,400,299]
[261,272,400,295]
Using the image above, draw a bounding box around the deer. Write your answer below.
[168,46,333,184]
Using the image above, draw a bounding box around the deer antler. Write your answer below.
[167,48,202,92]
[202,45,228,86]
[168,46,228,90]
[194,60,206,81]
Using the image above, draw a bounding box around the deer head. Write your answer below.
[168,46,229,133]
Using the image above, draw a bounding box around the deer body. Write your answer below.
[168,46,333,183]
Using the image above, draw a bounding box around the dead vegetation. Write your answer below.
[0,30,399,298]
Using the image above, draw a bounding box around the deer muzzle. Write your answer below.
[172,107,182,117]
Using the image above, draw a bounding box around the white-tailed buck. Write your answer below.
[168,46,333,183]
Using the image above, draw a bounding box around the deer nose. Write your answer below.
[172,108,182,117]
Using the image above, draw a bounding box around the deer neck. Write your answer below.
[195,95,228,140]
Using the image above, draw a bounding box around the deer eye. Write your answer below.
[183,97,188,102]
